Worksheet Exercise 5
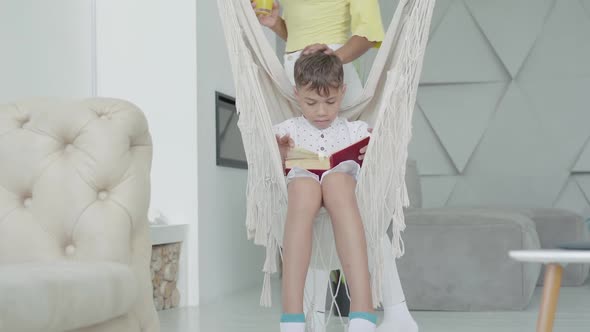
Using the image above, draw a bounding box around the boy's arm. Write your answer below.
[274,119,295,165]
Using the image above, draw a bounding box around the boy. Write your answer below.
[274,53,376,332]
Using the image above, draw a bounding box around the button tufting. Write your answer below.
[20,117,30,127]
[98,191,108,200]
[64,144,74,152]
[19,116,30,128]
[65,244,76,256]
[23,197,32,208]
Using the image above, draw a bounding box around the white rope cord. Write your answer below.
[217,0,435,314]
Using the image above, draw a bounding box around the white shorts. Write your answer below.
[283,44,363,107]
[286,160,361,185]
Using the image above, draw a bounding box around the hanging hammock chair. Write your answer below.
[216,0,435,308]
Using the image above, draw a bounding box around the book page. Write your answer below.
[285,158,331,170]
[286,147,320,161]
[285,147,330,171]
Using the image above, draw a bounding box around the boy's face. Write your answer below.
[295,84,346,130]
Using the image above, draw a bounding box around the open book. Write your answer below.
[285,136,370,176]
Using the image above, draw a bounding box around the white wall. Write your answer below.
[0,0,93,100]
[0,0,198,305]
[0,0,270,307]
[196,0,277,304]
[95,0,199,305]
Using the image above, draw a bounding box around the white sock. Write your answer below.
[348,312,377,332]
[280,313,305,332]
[280,322,305,332]
[381,302,418,331]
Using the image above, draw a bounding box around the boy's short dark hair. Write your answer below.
[294,53,344,97]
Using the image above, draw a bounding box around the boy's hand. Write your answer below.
[302,44,334,56]
[359,145,367,160]
[358,128,373,160]
[251,1,280,28]
[276,134,294,164]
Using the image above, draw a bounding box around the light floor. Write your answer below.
[159,279,590,332]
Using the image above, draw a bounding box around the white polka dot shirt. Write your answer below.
[273,116,370,156]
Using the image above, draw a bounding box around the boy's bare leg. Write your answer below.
[282,177,323,314]
[321,172,373,313]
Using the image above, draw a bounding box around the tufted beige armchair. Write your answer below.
[0,98,159,332]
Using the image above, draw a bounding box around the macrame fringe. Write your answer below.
[260,272,272,307]
[355,0,435,305]
[217,0,436,311]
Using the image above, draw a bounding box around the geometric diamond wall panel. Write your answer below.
[518,0,590,80]
[461,82,556,176]
[420,176,458,208]
[573,139,590,173]
[429,0,455,37]
[575,175,590,204]
[519,78,590,169]
[420,0,509,83]
[448,173,568,207]
[583,0,590,17]
[405,0,589,216]
[464,0,554,78]
[417,83,507,173]
[554,178,590,216]
[408,106,458,175]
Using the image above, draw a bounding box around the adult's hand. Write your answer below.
[301,43,335,57]
[250,1,287,40]
[251,1,280,29]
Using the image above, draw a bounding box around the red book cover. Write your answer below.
[285,136,370,177]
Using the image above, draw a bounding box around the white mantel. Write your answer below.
[150,224,189,246]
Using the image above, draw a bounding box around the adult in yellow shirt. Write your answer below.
[255,0,383,106]
[251,1,419,332]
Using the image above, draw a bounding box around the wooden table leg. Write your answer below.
[536,263,563,332]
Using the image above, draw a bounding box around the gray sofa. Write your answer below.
[397,160,589,311]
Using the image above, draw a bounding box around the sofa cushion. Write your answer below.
[399,208,541,311]
[509,208,590,286]
[0,261,137,331]
[452,207,590,286]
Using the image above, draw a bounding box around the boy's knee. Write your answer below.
[321,172,355,193]
[321,173,356,206]
[288,177,322,197]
